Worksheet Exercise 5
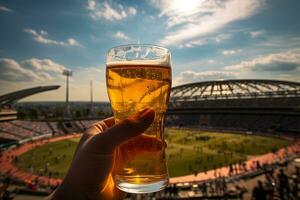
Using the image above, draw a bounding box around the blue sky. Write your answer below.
[0,0,300,101]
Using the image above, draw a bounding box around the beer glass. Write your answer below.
[106,44,171,193]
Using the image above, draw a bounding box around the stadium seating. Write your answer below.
[167,114,300,134]
[0,120,102,141]
[0,122,36,139]
[10,121,52,135]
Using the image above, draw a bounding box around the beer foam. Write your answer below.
[106,60,171,68]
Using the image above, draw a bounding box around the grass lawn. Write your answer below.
[16,128,289,178]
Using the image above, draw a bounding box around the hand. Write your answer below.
[49,108,155,200]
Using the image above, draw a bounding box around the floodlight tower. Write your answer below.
[90,80,94,118]
[62,69,72,118]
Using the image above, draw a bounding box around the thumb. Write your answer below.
[88,108,155,155]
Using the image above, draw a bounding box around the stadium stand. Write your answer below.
[168,79,300,133]
[0,109,17,121]
[0,120,99,142]
[0,86,60,108]
[10,121,52,135]
[48,122,63,136]
[0,122,35,139]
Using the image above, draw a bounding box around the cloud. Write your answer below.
[178,33,233,48]
[113,31,130,40]
[87,0,136,21]
[67,38,82,47]
[151,0,264,47]
[128,7,137,16]
[250,29,265,38]
[213,33,232,43]
[253,36,300,49]
[24,29,82,47]
[0,58,67,82]
[0,6,12,12]
[0,58,109,101]
[173,70,237,86]
[21,58,66,73]
[179,39,207,48]
[222,49,241,55]
[0,59,41,82]
[224,48,300,72]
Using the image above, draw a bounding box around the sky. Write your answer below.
[0,0,300,102]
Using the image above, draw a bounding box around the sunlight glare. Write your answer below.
[170,0,202,14]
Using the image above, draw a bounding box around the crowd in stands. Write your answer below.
[0,120,99,142]
[169,97,300,109]
[10,121,51,135]
[0,122,35,140]
[167,114,300,133]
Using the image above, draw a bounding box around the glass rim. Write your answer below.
[106,43,170,55]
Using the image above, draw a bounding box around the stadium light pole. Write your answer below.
[90,80,94,118]
[62,69,72,118]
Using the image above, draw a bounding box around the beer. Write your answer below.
[106,63,171,193]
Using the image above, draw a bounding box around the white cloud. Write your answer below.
[179,33,233,48]
[0,58,67,82]
[87,0,96,10]
[0,58,109,101]
[128,7,137,16]
[87,0,136,21]
[0,6,12,12]
[67,38,82,47]
[173,70,237,86]
[0,59,41,82]
[224,48,300,72]
[151,0,264,47]
[253,36,300,49]
[24,29,82,47]
[21,58,66,73]
[250,29,265,38]
[222,49,241,55]
[213,33,232,43]
[113,31,130,40]
[179,38,207,48]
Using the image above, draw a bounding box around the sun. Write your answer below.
[170,0,202,14]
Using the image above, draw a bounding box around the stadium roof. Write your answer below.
[0,85,60,106]
[170,79,300,101]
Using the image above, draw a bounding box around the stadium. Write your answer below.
[0,79,300,199]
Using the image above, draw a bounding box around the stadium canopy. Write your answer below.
[0,85,60,107]
[170,79,300,102]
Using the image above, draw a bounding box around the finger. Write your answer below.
[75,118,114,156]
[87,121,108,135]
[88,108,155,154]
[103,117,115,128]
[83,118,114,143]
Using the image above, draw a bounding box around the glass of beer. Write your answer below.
[106,44,171,193]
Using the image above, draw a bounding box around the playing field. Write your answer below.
[16,128,289,178]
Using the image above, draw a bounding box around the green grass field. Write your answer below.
[16,128,290,178]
